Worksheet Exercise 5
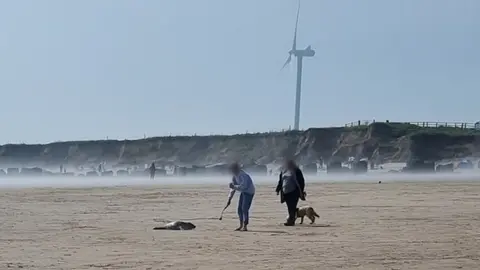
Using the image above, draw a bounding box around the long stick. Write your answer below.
[218,204,229,220]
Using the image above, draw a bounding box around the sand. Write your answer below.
[1,181,479,270]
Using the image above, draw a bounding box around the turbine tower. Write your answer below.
[282,0,315,131]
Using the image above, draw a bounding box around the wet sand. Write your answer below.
[1,182,479,269]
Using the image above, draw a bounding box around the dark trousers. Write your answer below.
[284,190,300,224]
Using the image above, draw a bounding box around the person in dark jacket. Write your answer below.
[149,162,156,180]
[276,160,306,226]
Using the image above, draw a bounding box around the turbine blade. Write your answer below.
[281,54,292,70]
[292,0,300,52]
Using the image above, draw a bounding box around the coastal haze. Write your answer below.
[2,169,480,189]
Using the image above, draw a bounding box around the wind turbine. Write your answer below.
[282,0,315,131]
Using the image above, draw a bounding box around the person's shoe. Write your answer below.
[241,226,248,231]
[284,218,295,226]
[234,226,243,231]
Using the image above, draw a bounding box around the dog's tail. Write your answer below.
[312,209,320,218]
[153,226,167,230]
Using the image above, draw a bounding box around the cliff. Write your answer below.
[1,122,479,168]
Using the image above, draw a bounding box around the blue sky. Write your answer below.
[0,0,479,143]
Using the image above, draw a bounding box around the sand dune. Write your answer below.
[1,181,479,269]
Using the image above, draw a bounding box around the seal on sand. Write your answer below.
[153,221,196,230]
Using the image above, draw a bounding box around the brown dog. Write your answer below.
[295,206,320,224]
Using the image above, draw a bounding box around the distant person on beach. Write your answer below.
[276,160,306,226]
[149,162,156,179]
[226,163,256,231]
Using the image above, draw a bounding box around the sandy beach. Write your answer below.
[1,181,479,270]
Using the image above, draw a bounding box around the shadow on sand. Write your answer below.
[302,224,334,228]
[240,230,289,234]
[154,217,221,223]
[238,224,335,234]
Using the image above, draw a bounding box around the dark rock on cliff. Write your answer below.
[408,132,480,163]
[352,160,368,174]
[404,158,435,173]
[326,160,350,174]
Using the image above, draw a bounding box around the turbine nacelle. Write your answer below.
[289,46,315,58]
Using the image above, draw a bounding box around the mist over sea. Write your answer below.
[1,172,479,189]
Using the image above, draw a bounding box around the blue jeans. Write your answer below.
[237,193,254,225]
